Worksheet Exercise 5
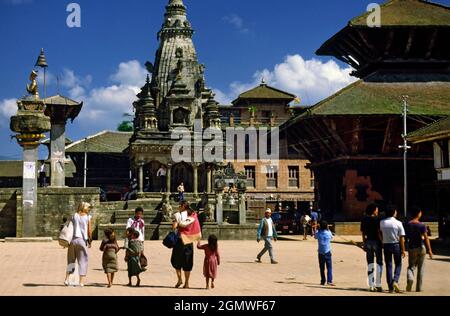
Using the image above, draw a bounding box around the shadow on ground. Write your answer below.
[431,240,450,257]
[305,285,395,294]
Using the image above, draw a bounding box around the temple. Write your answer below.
[129,0,217,196]
[282,0,450,221]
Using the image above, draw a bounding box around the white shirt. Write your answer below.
[265,218,274,237]
[173,211,194,228]
[126,217,145,242]
[157,168,167,177]
[380,217,405,244]
[40,164,45,173]
[73,213,89,241]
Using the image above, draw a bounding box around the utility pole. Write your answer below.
[399,96,411,219]
[84,137,87,188]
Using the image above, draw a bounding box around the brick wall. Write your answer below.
[232,160,314,192]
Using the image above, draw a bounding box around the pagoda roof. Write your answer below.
[291,79,450,119]
[232,83,296,105]
[66,131,132,154]
[350,0,450,27]
[316,0,450,78]
[407,116,450,143]
[44,94,81,106]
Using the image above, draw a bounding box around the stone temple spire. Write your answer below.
[151,0,204,108]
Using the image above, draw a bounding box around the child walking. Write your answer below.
[197,235,220,290]
[315,221,335,286]
[99,229,119,288]
[125,229,145,287]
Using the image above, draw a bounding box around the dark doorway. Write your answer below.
[144,161,164,192]
[171,162,193,193]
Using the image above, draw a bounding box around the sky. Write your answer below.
[1,0,449,160]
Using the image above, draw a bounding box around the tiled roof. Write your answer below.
[350,0,450,27]
[407,116,450,143]
[298,80,450,116]
[44,95,81,106]
[65,131,132,154]
[232,84,296,104]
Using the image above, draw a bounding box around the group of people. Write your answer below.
[63,201,220,290]
[62,200,433,293]
[361,204,433,293]
[256,204,433,292]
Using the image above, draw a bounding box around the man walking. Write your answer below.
[406,206,433,292]
[256,209,278,264]
[361,204,383,292]
[157,165,167,192]
[380,205,406,293]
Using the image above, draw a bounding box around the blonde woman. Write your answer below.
[64,202,92,287]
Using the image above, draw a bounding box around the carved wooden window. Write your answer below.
[288,166,299,188]
[266,166,278,188]
[245,166,256,188]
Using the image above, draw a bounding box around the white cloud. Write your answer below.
[37,69,56,87]
[63,60,147,130]
[0,99,17,127]
[215,54,357,105]
[223,14,249,33]
[60,69,92,90]
[110,60,148,87]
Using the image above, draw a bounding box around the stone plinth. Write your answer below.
[11,99,51,238]
[44,95,83,188]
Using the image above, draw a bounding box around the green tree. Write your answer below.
[117,113,134,132]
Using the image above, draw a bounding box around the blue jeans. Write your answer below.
[365,240,383,287]
[384,243,402,290]
[257,237,275,261]
[319,252,333,284]
[179,192,184,201]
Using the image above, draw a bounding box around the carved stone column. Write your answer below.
[216,192,223,225]
[193,163,199,197]
[206,168,212,193]
[166,164,172,193]
[238,193,247,224]
[139,164,144,194]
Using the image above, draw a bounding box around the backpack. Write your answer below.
[58,218,73,248]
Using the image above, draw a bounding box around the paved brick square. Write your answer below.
[0,236,448,296]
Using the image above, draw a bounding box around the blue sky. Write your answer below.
[1,0,449,160]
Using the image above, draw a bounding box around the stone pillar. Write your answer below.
[166,164,172,193]
[239,193,247,225]
[139,164,144,193]
[22,145,39,237]
[50,123,66,187]
[193,163,198,197]
[216,192,223,225]
[206,169,212,193]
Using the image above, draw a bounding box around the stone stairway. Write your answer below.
[95,193,258,240]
